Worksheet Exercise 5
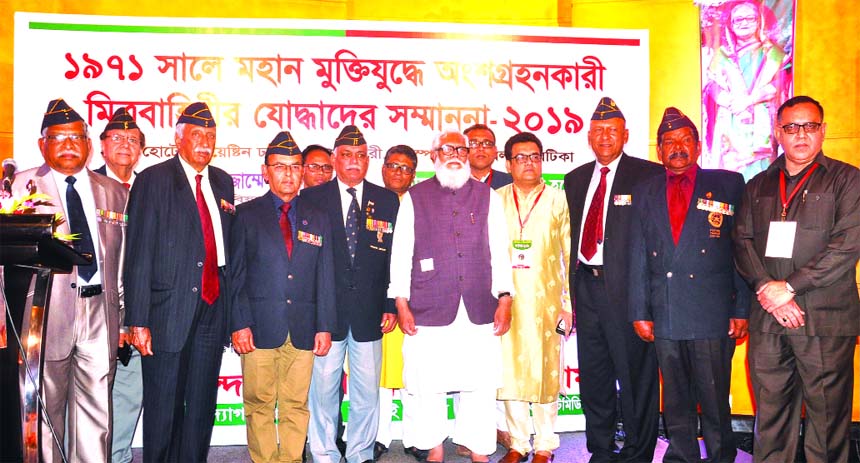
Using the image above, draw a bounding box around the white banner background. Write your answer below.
[14,13,648,446]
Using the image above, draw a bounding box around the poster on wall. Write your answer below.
[14,13,650,445]
[698,0,795,182]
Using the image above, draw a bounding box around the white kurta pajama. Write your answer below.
[388,190,514,455]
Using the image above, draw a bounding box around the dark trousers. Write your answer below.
[575,270,659,463]
[655,337,736,463]
[748,332,855,463]
[140,289,227,463]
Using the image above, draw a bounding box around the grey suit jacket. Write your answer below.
[11,164,128,360]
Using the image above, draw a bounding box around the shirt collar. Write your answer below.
[594,153,623,174]
[177,154,209,181]
[667,164,698,184]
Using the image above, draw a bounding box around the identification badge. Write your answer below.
[420,258,434,272]
[511,240,533,269]
[765,221,796,258]
[613,195,632,206]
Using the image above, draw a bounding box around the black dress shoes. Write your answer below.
[404,445,430,461]
[374,441,389,460]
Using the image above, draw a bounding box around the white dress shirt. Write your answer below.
[177,156,226,266]
[577,155,623,265]
[336,178,364,227]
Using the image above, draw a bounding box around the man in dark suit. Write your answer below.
[301,125,399,463]
[465,124,513,190]
[12,99,128,463]
[563,97,663,463]
[125,102,235,463]
[231,131,336,463]
[628,108,750,463]
[95,106,145,463]
[733,95,860,463]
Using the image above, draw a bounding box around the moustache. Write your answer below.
[668,152,689,161]
[195,148,213,155]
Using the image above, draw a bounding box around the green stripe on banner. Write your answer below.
[214,403,246,426]
[414,172,567,189]
[28,22,345,37]
[557,394,584,415]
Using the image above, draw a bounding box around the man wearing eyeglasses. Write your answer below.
[388,130,513,463]
[302,144,334,189]
[95,107,145,463]
[375,144,417,460]
[124,102,235,462]
[230,130,335,463]
[733,95,860,463]
[465,124,513,190]
[11,98,127,463]
[496,132,572,463]
[301,125,399,463]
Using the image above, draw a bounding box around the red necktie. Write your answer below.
[122,182,131,189]
[195,174,219,305]
[279,203,293,258]
[581,166,610,260]
[669,175,688,245]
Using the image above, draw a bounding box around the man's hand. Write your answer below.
[772,300,805,329]
[380,313,397,334]
[231,327,256,354]
[396,297,417,336]
[118,331,132,348]
[493,296,512,336]
[558,311,574,337]
[728,318,749,339]
[632,320,655,342]
[757,280,794,313]
[130,326,153,356]
[313,332,332,356]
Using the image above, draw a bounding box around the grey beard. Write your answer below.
[435,159,470,189]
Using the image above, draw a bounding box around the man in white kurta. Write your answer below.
[388,131,514,463]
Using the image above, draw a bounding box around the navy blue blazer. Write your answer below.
[487,168,513,190]
[564,153,665,325]
[628,168,751,340]
[124,155,235,352]
[229,192,336,350]
[299,179,399,342]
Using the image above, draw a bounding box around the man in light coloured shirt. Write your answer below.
[125,102,235,462]
[11,98,127,463]
[95,106,144,463]
[562,97,663,463]
[389,130,514,463]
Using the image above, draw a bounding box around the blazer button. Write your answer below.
[287,299,292,304]
[651,251,657,257]
[459,276,464,281]
[701,249,706,254]
[192,287,198,293]
[70,282,77,289]
[666,272,673,278]
[458,252,464,257]
[287,274,294,280]
[689,274,695,279]
[197,261,203,268]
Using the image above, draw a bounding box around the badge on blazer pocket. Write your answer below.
[297,230,323,247]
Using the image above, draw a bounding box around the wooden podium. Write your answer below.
[0,214,92,463]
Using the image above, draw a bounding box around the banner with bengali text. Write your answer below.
[14,13,647,445]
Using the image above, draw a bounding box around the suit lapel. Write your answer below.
[568,162,593,244]
[88,171,109,264]
[170,157,202,237]
[33,165,71,237]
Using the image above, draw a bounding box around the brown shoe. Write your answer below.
[455,444,471,456]
[496,429,513,449]
[497,449,528,463]
[531,451,554,463]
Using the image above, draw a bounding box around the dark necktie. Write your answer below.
[669,175,688,245]
[195,174,219,304]
[346,187,359,263]
[279,202,293,258]
[65,176,97,282]
[580,166,610,260]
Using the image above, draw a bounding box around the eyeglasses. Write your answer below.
[468,140,495,149]
[384,162,415,175]
[305,163,333,173]
[732,15,757,25]
[108,134,140,145]
[266,162,303,173]
[435,144,470,159]
[44,133,87,144]
[780,122,822,134]
[338,151,368,160]
[511,153,542,164]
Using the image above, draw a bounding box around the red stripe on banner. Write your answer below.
[346,29,640,46]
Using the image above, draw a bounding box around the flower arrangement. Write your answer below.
[0,191,78,242]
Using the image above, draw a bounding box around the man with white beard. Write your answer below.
[388,130,514,463]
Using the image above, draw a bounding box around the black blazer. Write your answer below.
[564,153,664,325]
[628,168,751,340]
[124,156,235,352]
[300,179,399,342]
[229,192,336,350]
[487,168,513,190]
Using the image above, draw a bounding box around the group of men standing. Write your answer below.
[9,91,858,463]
